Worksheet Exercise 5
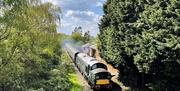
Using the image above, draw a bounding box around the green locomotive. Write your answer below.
[65,43,112,89]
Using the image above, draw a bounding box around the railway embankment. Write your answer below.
[71,62,92,91]
[63,50,92,91]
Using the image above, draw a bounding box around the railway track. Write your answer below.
[72,61,122,91]
[71,62,92,91]
[70,56,122,91]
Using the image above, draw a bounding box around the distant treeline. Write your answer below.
[98,0,180,91]
[71,26,95,45]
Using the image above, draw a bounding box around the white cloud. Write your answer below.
[65,10,101,23]
[56,0,106,36]
[42,0,60,5]
[65,10,73,17]
[65,10,96,17]
[96,2,103,7]
[39,0,106,36]
[60,10,101,36]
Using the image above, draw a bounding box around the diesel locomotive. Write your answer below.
[65,43,112,89]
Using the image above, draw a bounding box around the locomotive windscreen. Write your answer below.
[95,72,111,79]
[91,63,107,70]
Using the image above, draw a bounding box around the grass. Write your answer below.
[69,73,83,91]
[61,50,83,91]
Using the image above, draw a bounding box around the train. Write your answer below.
[65,43,112,89]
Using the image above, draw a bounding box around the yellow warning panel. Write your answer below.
[96,79,109,85]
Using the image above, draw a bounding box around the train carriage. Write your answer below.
[64,43,80,61]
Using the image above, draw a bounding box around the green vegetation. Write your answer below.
[69,73,83,91]
[61,51,83,91]
[71,26,92,45]
[0,0,75,91]
[99,0,180,91]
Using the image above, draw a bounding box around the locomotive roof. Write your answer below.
[77,53,105,66]
[91,68,108,74]
[88,61,104,66]
[77,53,89,58]
[82,43,96,49]
[65,43,81,54]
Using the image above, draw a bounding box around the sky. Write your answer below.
[46,0,106,36]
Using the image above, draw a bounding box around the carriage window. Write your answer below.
[91,63,107,70]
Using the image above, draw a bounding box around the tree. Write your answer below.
[71,26,92,44]
[71,27,83,41]
[84,30,90,43]
[0,0,71,91]
[73,26,82,33]
[99,0,180,91]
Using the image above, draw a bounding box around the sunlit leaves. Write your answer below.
[0,0,71,91]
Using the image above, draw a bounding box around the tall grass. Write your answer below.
[61,50,83,91]
[69,73,83,91]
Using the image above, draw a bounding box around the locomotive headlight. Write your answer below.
[96,76,99,79]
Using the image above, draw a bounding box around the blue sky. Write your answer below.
[47,0,106,36]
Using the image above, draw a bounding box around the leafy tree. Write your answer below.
[71,26,92,44]
[71,27,83,42]
[84,30,90,43]
[0,0,72,91]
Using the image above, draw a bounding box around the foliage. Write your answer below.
[71,30,83,42]
[61,50,83,91]
[83,31,90,43]
[0,0,71,91]
[71,26,92,44]
[99,0,180,91]
[69,73,83,91]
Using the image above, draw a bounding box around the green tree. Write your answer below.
[83,30,90,43]
[71,26,92,44]
[0,0,72,91]
[71,30,83,42]
[99,0,180,91]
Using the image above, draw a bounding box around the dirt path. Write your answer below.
[95,50,130,91]
[95,50,119,82]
